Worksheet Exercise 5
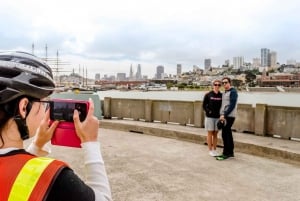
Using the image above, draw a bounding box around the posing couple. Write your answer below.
[202,77,238,160]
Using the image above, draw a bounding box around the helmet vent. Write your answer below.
[19,60,39,68]
[29,78,55,88]
[0,68,21,78]
[0,84,6,91]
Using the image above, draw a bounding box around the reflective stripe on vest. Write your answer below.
[8,157,54,201]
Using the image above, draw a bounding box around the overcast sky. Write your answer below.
[1,0,300,78]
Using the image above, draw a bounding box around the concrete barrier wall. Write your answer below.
[102,97,300,140]
[152,100,195,125]
[266,106,300,139]
[105,97,146,120]
[232,104,255,133]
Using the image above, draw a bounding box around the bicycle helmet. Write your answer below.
[0,51,55,104]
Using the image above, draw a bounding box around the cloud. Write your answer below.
[1,0,300,78]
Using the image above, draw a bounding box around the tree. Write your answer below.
[245,70,257,87]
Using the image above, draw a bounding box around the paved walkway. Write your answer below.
[48,120,300,201]
[100,119,300,166]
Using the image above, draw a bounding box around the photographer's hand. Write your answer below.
[73,98,99,143]
[28,109,59,156]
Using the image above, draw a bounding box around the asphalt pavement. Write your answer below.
[47,121,300,201]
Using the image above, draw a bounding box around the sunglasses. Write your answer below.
[32,100,51,112]
[214,84,221,86]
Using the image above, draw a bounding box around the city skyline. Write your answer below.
[1,0,300,78]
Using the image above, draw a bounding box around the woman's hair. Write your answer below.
[0,98,20,147]
[212,79,221,85]
[0,96,36,147]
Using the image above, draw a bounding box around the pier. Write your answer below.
[45,120,300,201]
[45,92,300,200]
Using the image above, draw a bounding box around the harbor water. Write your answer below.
[97,90,300,107]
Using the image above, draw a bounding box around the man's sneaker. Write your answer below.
[216,154,234,160]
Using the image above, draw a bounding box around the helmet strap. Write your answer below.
[13,101,33,140]
[13,115,29,140]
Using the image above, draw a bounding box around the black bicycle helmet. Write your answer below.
[0,51,55,104]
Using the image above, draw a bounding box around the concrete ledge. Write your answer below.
[100,119,300,166]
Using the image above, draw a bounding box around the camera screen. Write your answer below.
[50,101,88,122]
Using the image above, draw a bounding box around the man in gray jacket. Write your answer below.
[216,77,238,160]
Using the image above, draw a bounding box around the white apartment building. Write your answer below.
[233,56,244,69]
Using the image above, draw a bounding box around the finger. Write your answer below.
[87,98,94,118]
[44,109,50,122]
[40,109,50,126]
[73,109,80,126]
[48,121,59,133]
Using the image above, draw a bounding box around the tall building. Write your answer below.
[287,59,296,65]
[117,73,126,81]
[233,56,244,69]
[204,59,211,70]
[129,64,134,80]
[156,65,164,79]
[224,60,230,67]
[252,58,261,68]
[270,51,277,68]
[95,73,100,80]
[261,48,270,67]
[193,65,200,72]
[136,64,142,80]
[177,64,182,76]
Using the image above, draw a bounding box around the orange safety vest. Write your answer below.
[0,152,67,201]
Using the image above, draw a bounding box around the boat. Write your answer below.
[145,84,167,91]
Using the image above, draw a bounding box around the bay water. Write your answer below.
[97,90,300,107]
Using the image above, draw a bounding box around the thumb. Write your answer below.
[73,109,80,126]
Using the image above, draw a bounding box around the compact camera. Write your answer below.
[217,119,226,130]
[50,99,89,148]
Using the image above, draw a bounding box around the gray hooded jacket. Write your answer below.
[220,87,238,117]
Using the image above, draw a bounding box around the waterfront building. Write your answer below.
[257,72,300,87]
[282,65,300,73]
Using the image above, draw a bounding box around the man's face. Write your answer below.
[222,79,230,90]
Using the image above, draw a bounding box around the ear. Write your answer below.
[18,98,30,119]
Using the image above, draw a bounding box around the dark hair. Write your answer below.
[222,77,231,84]
[0,96,36,147]
[0,99,20,147]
